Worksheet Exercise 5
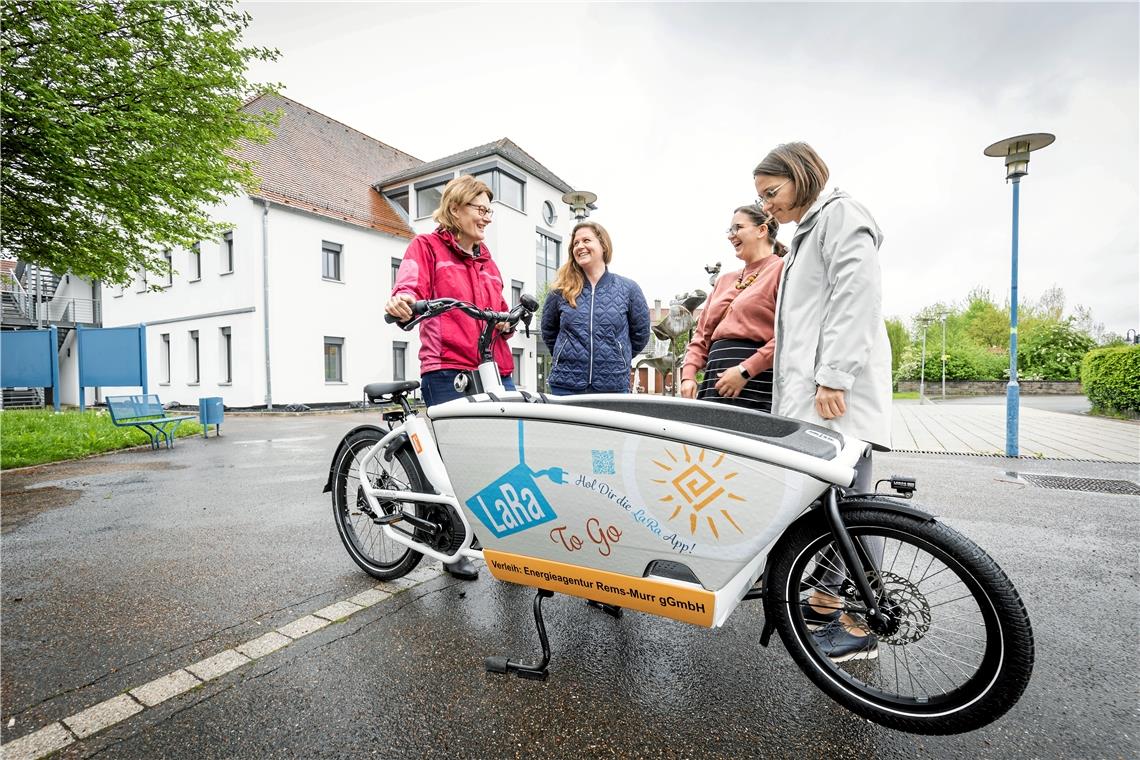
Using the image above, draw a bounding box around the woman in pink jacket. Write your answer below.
[384,174,515,581]
[385,175,515,408]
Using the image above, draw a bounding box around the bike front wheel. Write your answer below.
[331,429,424,580]
[767,504,1034,735]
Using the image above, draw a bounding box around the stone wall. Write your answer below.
[896,380,1082,396]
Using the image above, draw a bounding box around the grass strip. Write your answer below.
[0,409,203,469]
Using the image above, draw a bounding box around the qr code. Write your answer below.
[591,449,616,475]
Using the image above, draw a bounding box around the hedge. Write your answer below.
[1080,345,1140,414]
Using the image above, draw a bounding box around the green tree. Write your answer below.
[884,317,909,380]
[1,0,279,284]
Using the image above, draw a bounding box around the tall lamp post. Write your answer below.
[940,311,949,400]
[984,132,1055,457]
[917,317,933,400]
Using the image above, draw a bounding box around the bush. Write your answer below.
[895,342,1007,382]
[1081,345,1140,414]
[1019,320,1096,380]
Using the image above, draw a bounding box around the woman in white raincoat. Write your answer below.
[753,142,891,662]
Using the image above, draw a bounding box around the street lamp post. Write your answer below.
[917,317,932,400]
[984,133,1055,457]
[940,312,948,400]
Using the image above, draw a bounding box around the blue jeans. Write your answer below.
[547,384,628,396]
[420,370,516,406]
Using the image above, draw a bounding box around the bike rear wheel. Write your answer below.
[331,429,424,580]
[767,504,1034,735]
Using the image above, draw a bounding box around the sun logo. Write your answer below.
[652,445,744,539]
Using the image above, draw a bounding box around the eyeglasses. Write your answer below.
[757,180,789,204]
[465,203,494,219]
[725,224,753,236]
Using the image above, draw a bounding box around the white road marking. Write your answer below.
[277,615,330,639]
[1,722,74,760]
[185,649,251,681]
[62,694,143,739]
[313,601,363,622]
[128,669,201,707]
[236,631,292,659]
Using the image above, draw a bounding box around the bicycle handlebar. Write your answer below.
[385,295,537,333]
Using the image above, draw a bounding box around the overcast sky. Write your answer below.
[240,1,1139,336]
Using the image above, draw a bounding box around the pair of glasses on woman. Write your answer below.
[756,179,789,205]
[465,203,494,219]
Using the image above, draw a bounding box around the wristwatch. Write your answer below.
[737,365,751,380]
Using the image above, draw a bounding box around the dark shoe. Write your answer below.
[801,600,842,630]
[444,556,479,581]
[812,620,878,662]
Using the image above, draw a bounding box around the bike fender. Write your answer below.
[321,424,390,493]
[836,494,937,522]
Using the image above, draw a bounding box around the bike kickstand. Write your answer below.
[485,588,554,681]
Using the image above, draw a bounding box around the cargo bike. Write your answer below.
[323,295,1034,735]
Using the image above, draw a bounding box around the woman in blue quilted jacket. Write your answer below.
[541,221,650,395]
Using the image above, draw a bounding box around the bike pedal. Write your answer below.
[375,512,404,526]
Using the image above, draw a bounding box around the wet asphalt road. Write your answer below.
[1,413,1137,759]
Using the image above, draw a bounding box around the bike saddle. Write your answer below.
[363,380,420,402]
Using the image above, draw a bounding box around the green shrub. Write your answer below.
[895,342,1007,382]
[1019,320,1096,380]
[1081,345,1140,414]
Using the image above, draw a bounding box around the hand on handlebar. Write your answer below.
[385,293,415,323]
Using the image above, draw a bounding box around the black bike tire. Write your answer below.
[331,429,424,580]
[767,505,1034,735]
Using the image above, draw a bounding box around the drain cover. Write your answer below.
[1010,473,1140,495]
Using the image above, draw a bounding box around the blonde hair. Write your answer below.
[432,175,493,232]
[753,142,830,209]
[551,221,613,308]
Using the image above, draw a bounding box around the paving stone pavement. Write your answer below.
[891,402,1138,461]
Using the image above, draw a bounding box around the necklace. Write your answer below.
[734,265,763,290]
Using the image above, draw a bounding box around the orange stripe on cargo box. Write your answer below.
[483,549,715,627]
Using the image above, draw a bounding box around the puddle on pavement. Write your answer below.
[1,460,186,533]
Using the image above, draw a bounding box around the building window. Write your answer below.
[160,333,171,384]
[322,241,342,281]
[472,168,525,212]
[387,188,409,217]
[536,231,561,291]
[391,257,402,288]
[219,326,232,383]
[163,249,173,286]
[542,200,557,226]
[324,337,344,382]
[498,172,524,210]
[136,268,148,293]
[222,232,234,274]
[511,279,523,308]
[190,243,201,281]
[512,348,524,388]
[415,178,450,219]
[188,330,200,384]
[393,341,407,382]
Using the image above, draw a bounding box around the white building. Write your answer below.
[99,94,580,408]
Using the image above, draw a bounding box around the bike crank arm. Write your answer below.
[823,487,891,634]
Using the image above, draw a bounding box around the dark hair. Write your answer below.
[733,203,789,257]
[753,142,830,209]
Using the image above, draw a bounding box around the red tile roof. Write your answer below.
[235,94,422,238]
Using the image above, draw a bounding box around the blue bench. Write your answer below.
[106,394,196,450]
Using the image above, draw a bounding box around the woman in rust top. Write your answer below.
[679,203,786,411]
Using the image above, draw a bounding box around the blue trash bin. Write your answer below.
[199,397,224,438]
